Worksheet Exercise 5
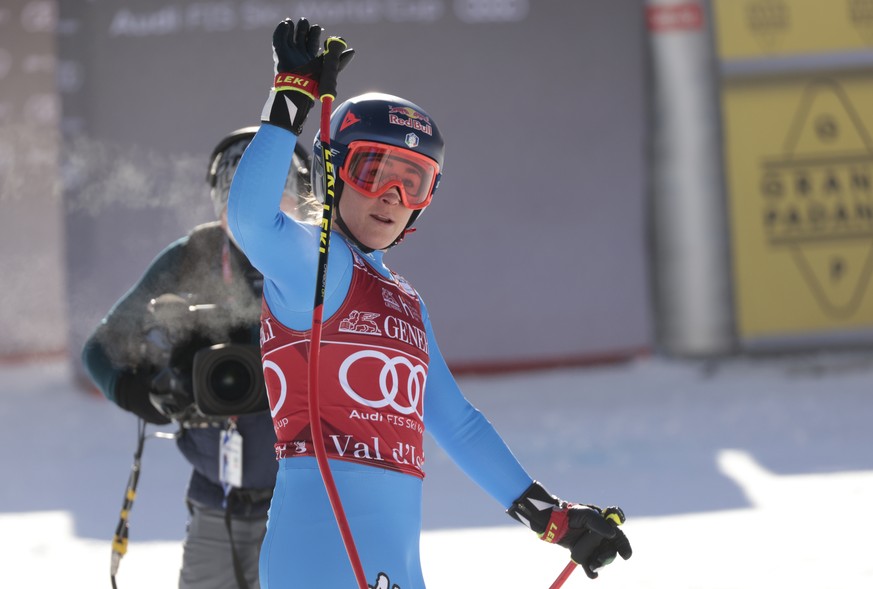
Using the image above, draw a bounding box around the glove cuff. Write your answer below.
[261,84,315,135]
[506,481,563,535]
[273,73,319,100]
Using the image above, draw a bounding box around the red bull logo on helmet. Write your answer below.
[388,106,430,123]
[388,105,433,136]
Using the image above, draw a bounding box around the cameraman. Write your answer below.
[82,127,314,589]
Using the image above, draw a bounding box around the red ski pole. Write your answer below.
[549,561,578,589]
[307,38,368,589]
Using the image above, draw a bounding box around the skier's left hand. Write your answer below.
[557,505,631,579]
[507,481,632,579]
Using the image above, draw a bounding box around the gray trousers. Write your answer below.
[179,502,267,589]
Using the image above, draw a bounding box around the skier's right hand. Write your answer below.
[261,17,355,135]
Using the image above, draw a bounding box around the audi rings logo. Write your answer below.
[263,359,286,418]
[339,350,425,419]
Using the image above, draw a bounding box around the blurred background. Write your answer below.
[2,0,873,372]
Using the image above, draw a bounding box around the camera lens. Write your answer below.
[193,343,268,417]
[209,359,253,402]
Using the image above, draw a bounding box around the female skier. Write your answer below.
[227,17,632,589]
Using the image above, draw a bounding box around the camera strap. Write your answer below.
[110,421,179,589]
[219,417,251,589]
[223,493,250,589]
[222,485,273,589]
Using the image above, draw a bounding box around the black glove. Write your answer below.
[148,366,196,422]
[261,17,355,134]
[508,481,632,579]
[114,368,171,425]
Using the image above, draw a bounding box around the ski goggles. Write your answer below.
[339,141,440,210]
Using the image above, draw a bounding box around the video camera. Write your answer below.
[145,293,268,425]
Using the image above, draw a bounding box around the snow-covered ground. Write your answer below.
[2,352,872,588]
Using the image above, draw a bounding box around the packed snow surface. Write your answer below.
[2,352,871,588]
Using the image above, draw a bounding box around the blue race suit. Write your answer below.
[227,124,534,589]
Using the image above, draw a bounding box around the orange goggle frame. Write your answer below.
[339,140,440,210]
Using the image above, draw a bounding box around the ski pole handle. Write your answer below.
[547,509,624,588]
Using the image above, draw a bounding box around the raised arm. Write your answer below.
[227,18,355,327]
[226,125,319,290]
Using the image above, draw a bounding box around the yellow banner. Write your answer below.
[713,0,873,59]
[722,73,873,339]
